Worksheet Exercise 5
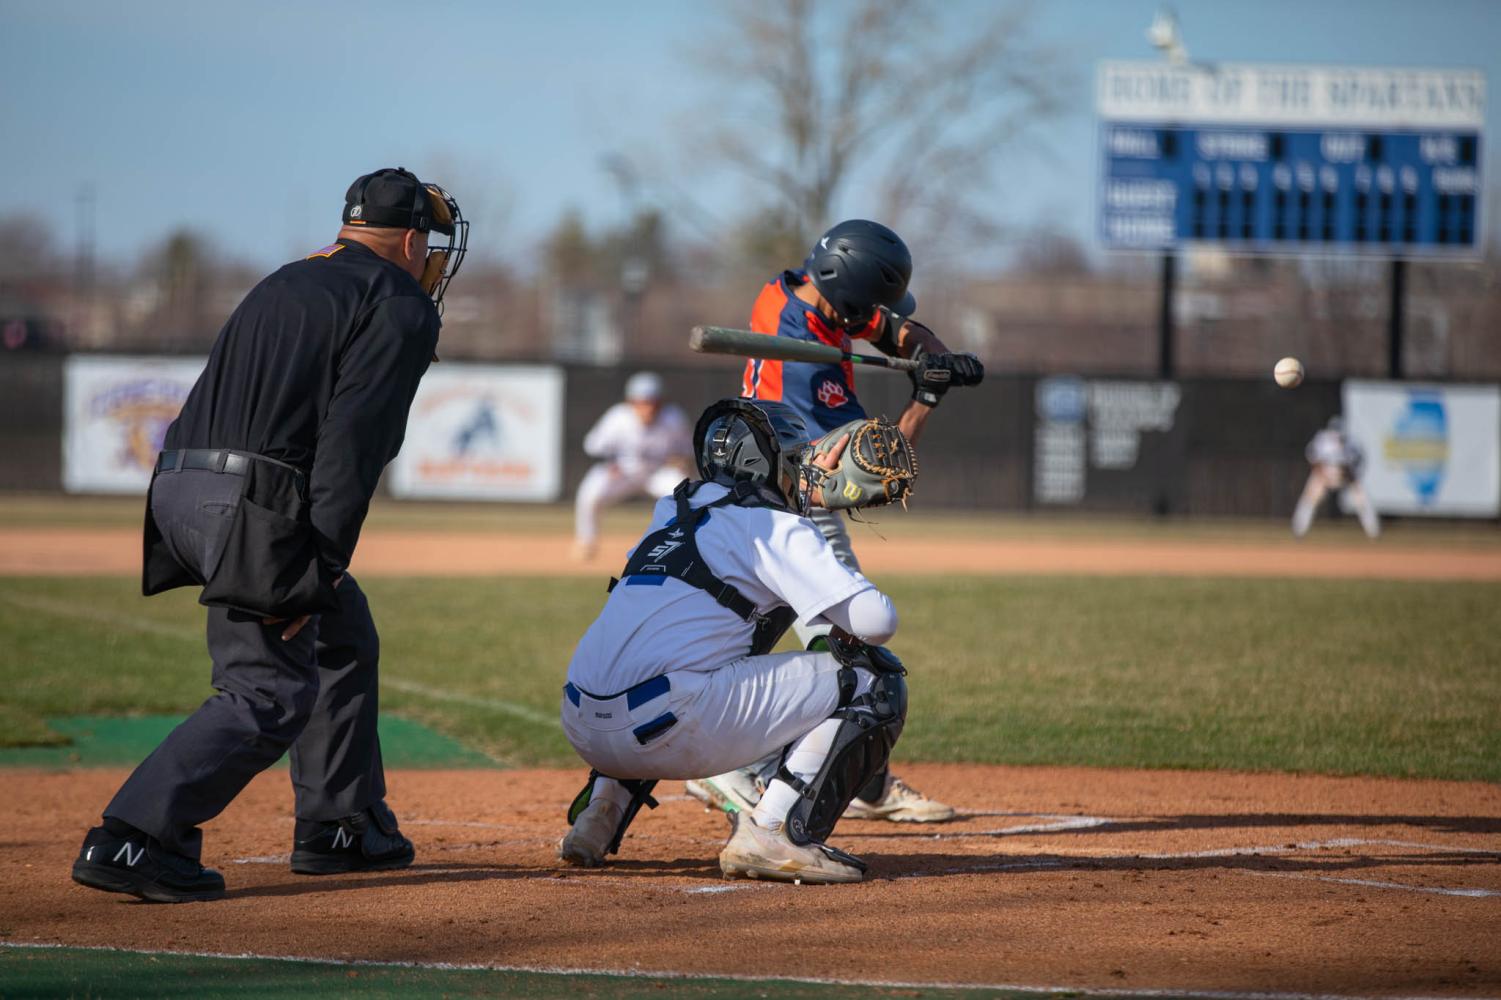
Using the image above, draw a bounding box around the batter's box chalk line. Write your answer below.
[847,811,1118,840]
[0,941,1483,1000]
[1247,871,1501,898]
[1137,837,1501,899]
[877,835,1501,894]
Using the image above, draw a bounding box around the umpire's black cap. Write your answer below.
[342,167,455,236]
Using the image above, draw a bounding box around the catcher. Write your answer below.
[557,397,916,884]
[697,219,984,825]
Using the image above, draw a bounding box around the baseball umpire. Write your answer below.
[71,167,467,902]
[689,220,982,825]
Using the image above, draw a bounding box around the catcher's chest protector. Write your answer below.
[609,481,795,656]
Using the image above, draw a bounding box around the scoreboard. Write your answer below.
[1097,62,1485,258]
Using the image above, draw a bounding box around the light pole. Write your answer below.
[1146,7,1187,379]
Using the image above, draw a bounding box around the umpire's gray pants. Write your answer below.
[103,468,386,861]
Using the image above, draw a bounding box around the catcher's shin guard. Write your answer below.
[778,670,908,846]
[566,771,660,856]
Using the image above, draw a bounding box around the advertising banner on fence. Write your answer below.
[63,355,206,494]
[1034,377,1182,506]
[389,364,564,501]
[1342,380,1500,516]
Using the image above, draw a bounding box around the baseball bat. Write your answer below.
[689,325,919,373]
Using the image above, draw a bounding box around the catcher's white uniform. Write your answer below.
[562,481,894,781]
[573,401,693,553]
[1292,427,1380,538]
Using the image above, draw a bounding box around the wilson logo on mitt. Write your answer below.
[804,416,917,511]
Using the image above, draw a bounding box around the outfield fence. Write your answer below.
[2,353,1496,519]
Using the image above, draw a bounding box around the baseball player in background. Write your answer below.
[689,220,984,825]
[558,398,917,883]
[572,371,693,561]
[1293,415,1381,539]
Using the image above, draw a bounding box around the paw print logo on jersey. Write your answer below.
[816,379,849,408]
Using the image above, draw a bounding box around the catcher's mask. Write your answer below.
[343,167,469,313]
[693,398,812,509]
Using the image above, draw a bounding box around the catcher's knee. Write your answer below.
[780,669,907,845]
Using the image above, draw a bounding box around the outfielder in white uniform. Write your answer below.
[558,398,910,884]
[573,372,693,561]
[1292,416,1380,539]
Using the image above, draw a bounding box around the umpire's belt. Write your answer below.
[156,449,306,491]
[564,675,677,745]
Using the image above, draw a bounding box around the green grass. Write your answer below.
[0,574,1497,780]
[0,945,1104,1000]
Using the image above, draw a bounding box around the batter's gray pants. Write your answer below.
[763,507,888,802]
[103,467,386,861]
[791,507,861,647]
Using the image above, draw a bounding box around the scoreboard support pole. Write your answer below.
[1387,259,1406,379]
[1158,253,1176,379]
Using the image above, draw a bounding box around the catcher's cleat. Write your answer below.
[718,813,865,885]
[842,775,956,823]
[72,825,226,903]
[685,769,763,816]
[291,802,414,875]
[558,797,623,867]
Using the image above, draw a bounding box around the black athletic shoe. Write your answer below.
[71,825,226,903]
[290,801,414,875]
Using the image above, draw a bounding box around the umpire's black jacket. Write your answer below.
[144,239,439,617]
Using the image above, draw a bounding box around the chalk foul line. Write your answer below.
[381,678,556,726]
[0,591,199,641]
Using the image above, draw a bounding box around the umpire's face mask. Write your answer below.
[419,184,469,312]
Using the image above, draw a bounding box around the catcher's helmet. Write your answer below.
[805,220,916,330]
[694,398,812,507]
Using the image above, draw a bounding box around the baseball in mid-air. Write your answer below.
[1274,357,1304,388]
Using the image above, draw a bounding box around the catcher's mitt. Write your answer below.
[803,417,917,510]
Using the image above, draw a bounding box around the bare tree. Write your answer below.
[1012,226,1092,277]
[693,0,1070,264]
[0,214,59,280]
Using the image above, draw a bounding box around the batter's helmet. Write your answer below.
[805,220,915,330]
[694,398,812,507]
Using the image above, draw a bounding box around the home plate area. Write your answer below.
[4,764,1497,996]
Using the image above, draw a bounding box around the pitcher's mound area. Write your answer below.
[5,765,1498,996]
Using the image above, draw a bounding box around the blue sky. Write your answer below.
[2,0,1496,270]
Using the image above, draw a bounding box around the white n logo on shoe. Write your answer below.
[113,842,144,867]
[331,827,354,850]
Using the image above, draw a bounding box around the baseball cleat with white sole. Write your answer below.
[718,813,866,885]
[842,775,956,823]
[558,797,623,867]
[685,769,762,815]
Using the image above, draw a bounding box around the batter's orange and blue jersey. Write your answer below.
[740,270,884,436]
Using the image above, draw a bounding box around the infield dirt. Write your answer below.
[4,525,1500,579]
[5,765,1498,996]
